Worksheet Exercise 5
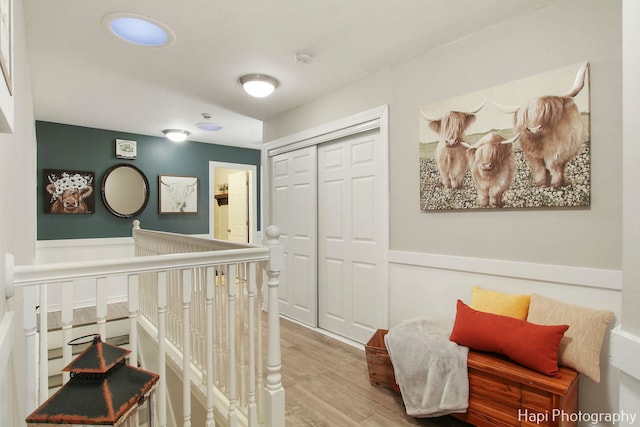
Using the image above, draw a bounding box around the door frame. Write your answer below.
[209,161,258,243]
[263,104,390,329]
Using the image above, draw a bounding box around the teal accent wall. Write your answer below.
[37,121,261,240]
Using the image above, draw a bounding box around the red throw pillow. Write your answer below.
[449,300,569,376]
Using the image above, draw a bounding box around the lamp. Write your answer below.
[26,334,158,426]
[163,129,190,142]
[239,74,279,98]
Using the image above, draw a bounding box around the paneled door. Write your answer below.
[317,130,384,343]
[228,171,249,243]
[270,147,318,326]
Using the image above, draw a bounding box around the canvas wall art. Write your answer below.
[115,139,137,159]
[159,174,199,214]
[44,169,95,214]
[419,61,590,211]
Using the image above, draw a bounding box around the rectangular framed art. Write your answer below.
[158,174,198,214]
[115,139,137,159]
[419,61,590,211]
[44,169,95,214]
[0,0,11,94]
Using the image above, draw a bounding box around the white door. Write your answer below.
[228,171,249,243]
[318,130,384,343]
[271,147,317,326]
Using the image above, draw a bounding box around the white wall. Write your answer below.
[615,0,640,423]
[264,0,624,423]
[0,0,39,422]
[266,0,622,270]
[389,255,620,423]
[36,238,133,310]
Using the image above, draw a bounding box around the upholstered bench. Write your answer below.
[453,350,578,427]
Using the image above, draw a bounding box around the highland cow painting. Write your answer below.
[44,169,95,214]
[419,61,590,211]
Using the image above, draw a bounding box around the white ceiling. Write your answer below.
[24,0,554,149]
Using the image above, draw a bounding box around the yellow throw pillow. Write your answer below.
[470,286,531,320]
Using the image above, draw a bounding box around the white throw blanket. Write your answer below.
[384,317,469,418]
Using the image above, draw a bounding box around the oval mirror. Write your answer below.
[101,164,149,218]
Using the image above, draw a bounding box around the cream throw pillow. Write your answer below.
[470,286,530,320]
[526,293,614,383]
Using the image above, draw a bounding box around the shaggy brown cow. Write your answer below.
[462,133,518,207]
[502,63,588,187]
[46,185,93,213]
[422,102,484,189]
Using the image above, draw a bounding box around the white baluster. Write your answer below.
[264,226,285,427]
[227,263,238,427]
[128,274,139,367]
[182,269,192,427]
[257,262,265,424]
[38,284,49,404]
[238,263,247,409]
[247,262,257,427]
[61,283,73,384]
[158,272,167,427]
[215,268,224,390]
[23,284,38,414]
[96,278,107,341]
[205,267,216,427]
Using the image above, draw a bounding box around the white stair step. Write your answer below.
[46,317,129,350]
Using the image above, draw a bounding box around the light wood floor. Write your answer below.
[279,317,471,426]
[46,304,470,425]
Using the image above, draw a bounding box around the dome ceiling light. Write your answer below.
[103,13,175,47]
[196,123,223,131]
[197,112,223,131]
[238,74,279,98]
[163,129,190,142]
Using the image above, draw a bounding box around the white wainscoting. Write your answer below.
[388,250,622,427]
[36,238,134,311]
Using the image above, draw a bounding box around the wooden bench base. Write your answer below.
[453,351,579,427]
[366,330,579,427]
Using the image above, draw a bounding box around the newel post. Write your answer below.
[264,225,285,426]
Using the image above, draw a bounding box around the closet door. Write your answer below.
[318,130,384,343]
[270,147,317,326]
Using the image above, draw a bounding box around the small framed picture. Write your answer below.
[115,139,137,159]
[159,174,198,214]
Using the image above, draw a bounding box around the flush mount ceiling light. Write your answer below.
[196,123,223,131]
[103,13,175,47]
[238,74,279,98]
[163,129,190,142]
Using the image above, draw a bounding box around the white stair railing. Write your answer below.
[4,222,284,427]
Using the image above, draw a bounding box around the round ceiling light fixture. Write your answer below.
[163,129,190,142]
[196,123,223,131]
[238,74,279,98]
[103,13,175,47]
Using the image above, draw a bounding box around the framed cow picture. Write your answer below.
[419,61,590,211]
[158,174,199,214]
[44,169,96,214]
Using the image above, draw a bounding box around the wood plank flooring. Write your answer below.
[45,304,471,425]
[279,317,471,426]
